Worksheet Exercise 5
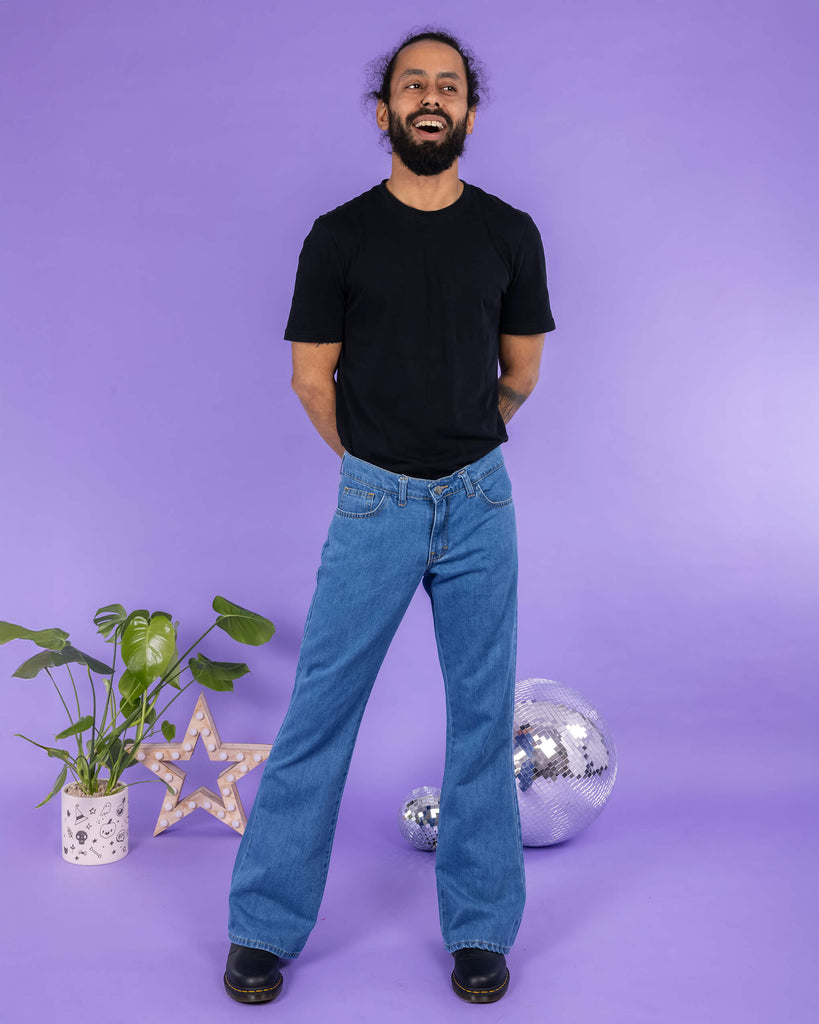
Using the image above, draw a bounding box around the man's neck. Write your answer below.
[385,158,463,211]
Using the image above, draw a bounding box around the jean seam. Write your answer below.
[472,463,504,486]
[431,581,456,941]
[428,550,523,952]
[335,493,389,518]
[306,662,397,939]
[342,470,397,494]
[475,484,513,508]
[342,486,375,503]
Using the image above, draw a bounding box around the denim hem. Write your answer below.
[445,940,512,955]
[228,933,301,960]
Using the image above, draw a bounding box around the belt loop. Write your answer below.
[398,475,408,507]
[458,467,475,498]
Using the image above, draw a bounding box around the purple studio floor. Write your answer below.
[2,693,813,1024]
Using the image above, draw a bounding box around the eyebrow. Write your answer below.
[397,68,463,82]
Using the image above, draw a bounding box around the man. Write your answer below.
[224,29,555,1005]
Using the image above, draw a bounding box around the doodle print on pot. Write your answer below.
[61,785,129,865]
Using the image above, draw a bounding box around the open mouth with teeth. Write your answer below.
[412,118,447,137]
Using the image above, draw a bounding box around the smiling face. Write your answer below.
[376,40,476,177]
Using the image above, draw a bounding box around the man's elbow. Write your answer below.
[500,358,539,394]
[522,367,539,397]
[291,373,332,404]
[291,374,313,405]
[510,367,539,399]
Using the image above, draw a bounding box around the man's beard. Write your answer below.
[386,108,469,177]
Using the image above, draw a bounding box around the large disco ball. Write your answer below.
[399,786,441,851]
[513,678,617,846]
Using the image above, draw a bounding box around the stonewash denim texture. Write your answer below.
[227,448,525,957]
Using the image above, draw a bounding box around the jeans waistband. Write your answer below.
[340,447,506,500]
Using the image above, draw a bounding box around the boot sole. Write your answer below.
[451,967,510,1003]
[223,971,283,1003]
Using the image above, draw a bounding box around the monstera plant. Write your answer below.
[1,597,275,807]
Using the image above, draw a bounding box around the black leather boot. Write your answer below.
[223,942,284,1003]
[451,948,510,1003]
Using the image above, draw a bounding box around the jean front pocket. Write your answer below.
[475,465,514,508]
[335,483,389,519]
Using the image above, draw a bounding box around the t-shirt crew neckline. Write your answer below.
[376,179,473,221]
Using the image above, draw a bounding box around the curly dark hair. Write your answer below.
[364,27,487,111]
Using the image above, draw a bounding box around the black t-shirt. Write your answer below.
[284,180,556,478]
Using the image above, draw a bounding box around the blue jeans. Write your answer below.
[227,448,525,957]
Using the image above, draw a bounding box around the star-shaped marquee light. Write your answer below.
[136,692,271,836]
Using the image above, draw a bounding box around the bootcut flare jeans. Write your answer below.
[227,447,526,958]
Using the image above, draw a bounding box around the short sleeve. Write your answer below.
[284,218,346,344]
[498,215,556,335]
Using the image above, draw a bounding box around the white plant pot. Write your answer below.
[61,784,129,865]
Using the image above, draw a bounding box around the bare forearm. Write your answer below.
[498,333,545,424]
[498,374,537,424]
[293,381,345,457]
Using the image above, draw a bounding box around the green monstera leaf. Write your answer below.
[189,653,249,692]
[93,604,128,643]
[12,644,114,679]
[0,622,69,651]
[120,611,176,687]
[117,668,149,704]
[212,597,275,646]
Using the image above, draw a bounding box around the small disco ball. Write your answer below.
[398,786,441,851]
[513,678,617,846]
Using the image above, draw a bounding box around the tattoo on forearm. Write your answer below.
[498,382,528,424]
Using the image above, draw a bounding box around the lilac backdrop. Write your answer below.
[1,1,816,1021]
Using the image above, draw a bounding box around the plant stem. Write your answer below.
[97,680,112,739]
[109,691,150,793]
[152,676,197,725]
[87,666,98,777]
[47,667,84,760]
[64,664,92,791]
[98,671,121,793]
[46,667,76,730]
[97,637,118,738]
[136,690,148,747]
[109,741,128,788]
[66,664,82,721]
[108,633,119,731]
[161,622,217,687]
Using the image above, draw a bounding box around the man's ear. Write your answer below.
[376,99,389,131]
[466,107,476,135]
